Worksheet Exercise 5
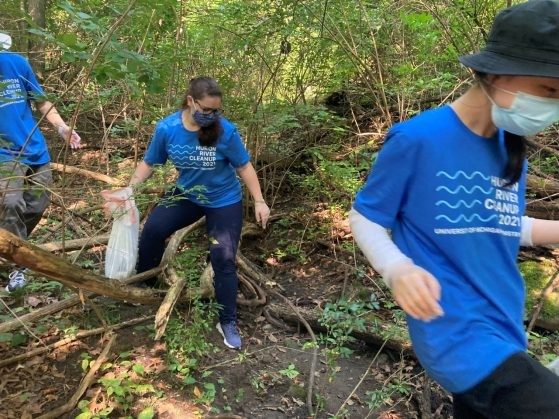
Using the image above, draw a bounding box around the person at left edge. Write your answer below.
[105,77,270,350]
[0,32,82,293]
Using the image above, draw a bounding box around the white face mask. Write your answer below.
[0,33,11,50]
[485,84,559,136]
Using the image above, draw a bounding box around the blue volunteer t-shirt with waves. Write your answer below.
[144,111,250,208]
[0,51,49,165]
[353,105,527,393]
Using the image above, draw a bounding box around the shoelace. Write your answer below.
[222,323,238,334]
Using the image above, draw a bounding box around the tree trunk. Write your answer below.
[27,0,46,76]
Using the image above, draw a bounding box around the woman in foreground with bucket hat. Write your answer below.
[350,1,559,417]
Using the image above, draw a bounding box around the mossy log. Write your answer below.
[266,302,413,356]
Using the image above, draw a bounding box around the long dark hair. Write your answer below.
[181,77,223,147]
[475,72,526,186]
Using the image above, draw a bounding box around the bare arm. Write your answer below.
[129,161,154,187]
[37,100,66,128]
[236,162,270,228]
[36,100,81,149]
[101,161,152,216]
[236,162,264,202]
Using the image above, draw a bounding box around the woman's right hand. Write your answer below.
[389,262,444,322]
[100,187,134,217]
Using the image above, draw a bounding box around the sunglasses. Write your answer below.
[195,100,222,115]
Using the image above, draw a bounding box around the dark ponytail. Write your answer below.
[503,131,526,186]
[181,77,223,147]
[474,72,526,186]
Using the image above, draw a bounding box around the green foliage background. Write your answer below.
[1,0,521,154]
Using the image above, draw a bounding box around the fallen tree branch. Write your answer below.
[155,268,187,340]
[526,138,559,164]
[0,316,152,368]
[526,200,559,220]
[0,267,163,334]
[335,340,389,418]
[38,234,109,252]
[161,218,206,268]
[237,273,267,307]
[527,174,559,197]
[38,332,117,419]
[50,163,124,186]
[262,306,295,331]
[199,263,215,298]
[0,228,163,304]
[159,218,206,285]
[535,318,559,331]
[266,303,413,356]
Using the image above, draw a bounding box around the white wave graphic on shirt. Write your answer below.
[169,144,216,170]
[435,170,494,224]
[0,78,26,108]
[435,170,491,181]
[434,170,521,237]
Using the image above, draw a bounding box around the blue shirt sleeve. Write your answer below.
[222,127,250,168]
[144,123,168,165]
[353,128,419,229]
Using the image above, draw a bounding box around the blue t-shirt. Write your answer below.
[0,52,49,165]
[354,105,527,393]
[144,111,250,208]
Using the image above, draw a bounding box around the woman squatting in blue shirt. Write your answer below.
[110,77,270,350]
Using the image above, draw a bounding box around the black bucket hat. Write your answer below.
[459,0,559,78]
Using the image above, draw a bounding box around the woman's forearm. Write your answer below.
[129,161,154,187]
[237,162,265,202]
[37,100,68,130]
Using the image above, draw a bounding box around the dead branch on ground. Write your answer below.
[50,163,124,186]
[155,268,187,340]
[0,267,162,334]
[236,251,315,416]
[39,234,109,252]
[267,302,413,356]
[37,333,117,419]
[528,268,559,333]
[0,316,152,368]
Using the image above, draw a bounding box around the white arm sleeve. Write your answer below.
[348,208,413,288]
[520,216,534,247]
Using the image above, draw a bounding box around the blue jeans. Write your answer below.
[137,189,243,323]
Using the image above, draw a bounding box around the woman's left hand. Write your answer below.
[255,202,270,229]
[57,124,82,149]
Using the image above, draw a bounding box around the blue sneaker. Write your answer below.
[5,269,27,293]
[217,321,242,349]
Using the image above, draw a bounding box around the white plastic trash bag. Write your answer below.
[101,187,139,280]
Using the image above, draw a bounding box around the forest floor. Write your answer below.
[1,126,559,419]
[0,214,453,419]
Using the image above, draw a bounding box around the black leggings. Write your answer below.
[453,352,559,418]
[137,191,243,323]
